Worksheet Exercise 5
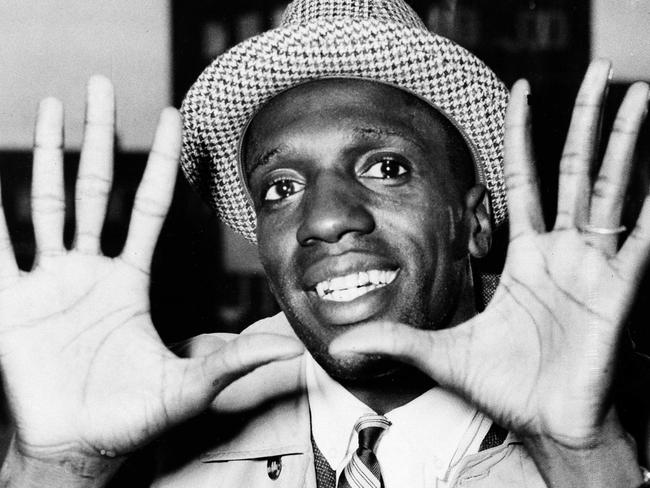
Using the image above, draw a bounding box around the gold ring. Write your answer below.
[579,224,627,235]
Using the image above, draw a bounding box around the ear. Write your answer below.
[463,185,492,258]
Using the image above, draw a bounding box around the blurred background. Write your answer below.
[0,0,649,473]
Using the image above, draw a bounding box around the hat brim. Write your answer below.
[181,18,509,243]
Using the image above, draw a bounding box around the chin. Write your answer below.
[312,349,407,384]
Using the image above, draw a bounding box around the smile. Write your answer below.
[315,269,398,302]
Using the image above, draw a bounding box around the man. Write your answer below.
[0,0,649,487]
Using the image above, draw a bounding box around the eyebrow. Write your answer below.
[351,125,427,153]
[247,142,291,179]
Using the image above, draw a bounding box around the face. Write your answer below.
[244,79,484,382]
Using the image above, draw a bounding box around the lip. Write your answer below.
[306,273,400,325]
[301,251,401,325]
[302,251,399,291]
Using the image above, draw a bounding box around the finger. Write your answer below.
[586,82,649,255]
[0,183,20,284]
[121,108,181,273]
[613,191,650,285]
[165,333,304,420]
[329,321,465,388]
[74,75,115,254]
[32,97,65,259]
[554,59,612,231]
[503,79,545,238]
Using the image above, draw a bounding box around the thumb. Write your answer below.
[329,321,470,389]
[166,333,304,420]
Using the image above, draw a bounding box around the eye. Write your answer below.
[262,178,305,202]
[361,156,409,180]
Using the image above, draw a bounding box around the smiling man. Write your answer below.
[226,76,499,486]
[0,0,649,488]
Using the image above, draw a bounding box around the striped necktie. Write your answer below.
[338,414,391,488]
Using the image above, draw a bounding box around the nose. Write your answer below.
[296,173,375,245]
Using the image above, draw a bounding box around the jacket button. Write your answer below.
[267,456,282,480]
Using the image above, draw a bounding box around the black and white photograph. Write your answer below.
[0,1,649,486]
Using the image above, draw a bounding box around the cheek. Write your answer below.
[415,184,463,249]
[400,202,462,296]
[256,214,298,289]
[390,192,455,254]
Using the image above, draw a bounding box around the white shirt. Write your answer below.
[305,353,493,488]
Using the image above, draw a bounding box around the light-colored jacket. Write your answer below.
[153,314,547,488]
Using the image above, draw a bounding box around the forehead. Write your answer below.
[252,78,431,120]
[243,78,456,173]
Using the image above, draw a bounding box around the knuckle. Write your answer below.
[611,116,638,135]
[592,176,621,200]
[133,194,166,219]
[75,179,111,201]
[31,194,65,213]
[504,171,536,191]
[221,340,247,372]
[560,150,591,173]
[572,93,599,109]
[630,226,650,242]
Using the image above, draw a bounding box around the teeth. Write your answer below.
[343,274,357,290]
[358,271,369,287]
[314,269,398,302]
[316,281,328,297]
[383,271,391,284]
[329,276,346,291]
[368,269,380,284]
[326,285,379,302]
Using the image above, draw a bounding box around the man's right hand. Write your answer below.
[0,77,303,487]
[330,60,649,487]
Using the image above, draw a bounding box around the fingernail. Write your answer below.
[38,97,63,115]
[87,74,113,94]
[35,98,64,146]
[518,79,531,105]
[160,107,182,127]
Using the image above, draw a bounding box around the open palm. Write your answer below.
[0,78,302,464]
[457,227,638,443]
[331,60,650,448]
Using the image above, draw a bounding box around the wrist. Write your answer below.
[522,412,642,488]
[0,436,123,488]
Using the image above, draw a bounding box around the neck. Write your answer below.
[342,365,436,414]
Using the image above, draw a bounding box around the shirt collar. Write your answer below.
[305,352,482,482]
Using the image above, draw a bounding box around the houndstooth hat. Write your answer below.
[181,0,509,243]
